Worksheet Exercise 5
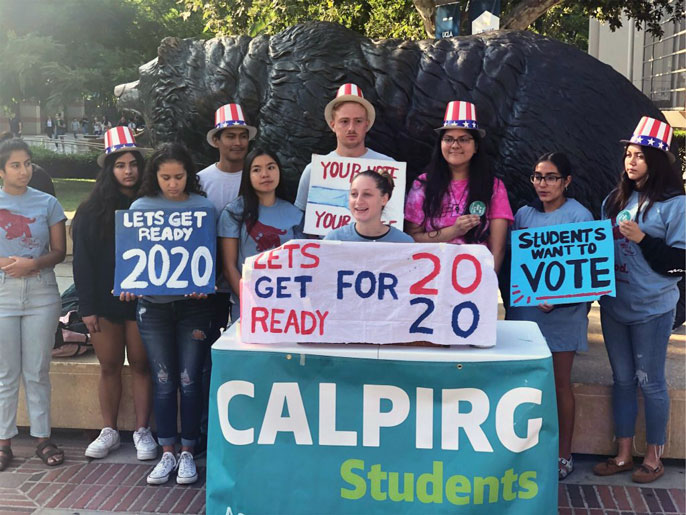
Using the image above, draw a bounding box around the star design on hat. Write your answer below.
[468,121,476,128]
[646,138,654,146]
[459,121,467,127]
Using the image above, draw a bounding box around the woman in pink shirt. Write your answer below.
[404,101,512,272]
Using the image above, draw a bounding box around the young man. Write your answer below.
[294,83,393,212]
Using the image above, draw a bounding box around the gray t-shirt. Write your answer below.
[218,197,303,276]
[324,223,413,243]
[507,198,593,352]
[0,187,66,267]
[197,164,243,219]
[130,193,216,303]
[294,148,393,211]
[599,191,685,324]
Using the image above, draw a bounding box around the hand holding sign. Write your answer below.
[510,220,615,306]
[114,209,216,296]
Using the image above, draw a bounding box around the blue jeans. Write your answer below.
[137,298,214,448]
[600,308,675,445]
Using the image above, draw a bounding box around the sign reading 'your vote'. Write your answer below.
[510,220,615,306]
[239,240,498,346]
[114,209,216,296]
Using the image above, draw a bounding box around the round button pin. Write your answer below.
[617,210,632,223]
[469,201,486,216]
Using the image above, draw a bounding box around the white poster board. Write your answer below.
[239,240,498,347]
[303,154,406,236]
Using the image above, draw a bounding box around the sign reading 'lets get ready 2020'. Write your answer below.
[239,240,498,346]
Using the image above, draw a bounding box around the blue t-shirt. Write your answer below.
[508,198,593,352]
[324,223,413,243]
[599,191,685,323]
[0,187,66,267]
[218,197,303,275]
[130,193,216,303]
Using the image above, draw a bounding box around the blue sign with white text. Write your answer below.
[114,209,216,296]
[510,220,615,306]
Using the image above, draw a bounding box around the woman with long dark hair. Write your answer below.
[72,127,156,462]
[507,152,593,479]
[128,142,215,485]
[593,117,685,483]
[0,138,66,470]
[218,148,302,320]
[404,101,513,272]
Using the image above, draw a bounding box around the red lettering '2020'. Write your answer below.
[409,253,440,295]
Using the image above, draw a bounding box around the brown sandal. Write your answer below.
[592,457,634,476]
[35,440,64,466]
[632,462,664,483]
[0,445,12,471]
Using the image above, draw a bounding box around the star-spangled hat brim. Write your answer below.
[206,123,257,148]
[324,95,376,130]
[434,122,486,138]
[619,138,676,164]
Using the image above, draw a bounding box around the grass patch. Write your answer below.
[54,178,95,217]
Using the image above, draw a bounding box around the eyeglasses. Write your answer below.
[441,136,473,146]
[530,174,564,185]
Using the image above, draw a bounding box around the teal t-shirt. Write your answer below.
[324,223,413,243]
[0,187,66,266]
[599,191,685,323]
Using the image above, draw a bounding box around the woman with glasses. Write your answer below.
[508,152,593,480]
[593,118,684,483]
[404,101,512,272]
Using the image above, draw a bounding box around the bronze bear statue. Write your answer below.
[116,21,667,216]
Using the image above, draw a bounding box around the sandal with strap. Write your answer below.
[0,445,13,471]
[632,462,664,483]
[35,440,64,466]
[559,456,574,480]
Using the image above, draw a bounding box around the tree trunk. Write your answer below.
[501,0,562,30]
[412,0,436,38]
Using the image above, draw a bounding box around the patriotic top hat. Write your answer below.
[206,104,257,147]
[324,83,375,129]
[435,100,486,137]
[97,126,145,167]
[620,116,675,163]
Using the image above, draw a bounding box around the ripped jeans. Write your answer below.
[600,308,674,446]
[137,298,214,448]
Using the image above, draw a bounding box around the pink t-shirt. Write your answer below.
[404,173,513,244]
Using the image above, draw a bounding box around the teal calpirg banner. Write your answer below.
[207,324,558,514]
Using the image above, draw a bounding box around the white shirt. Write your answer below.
[198,163,243,218]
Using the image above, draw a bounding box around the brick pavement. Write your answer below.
[0,431,683,514]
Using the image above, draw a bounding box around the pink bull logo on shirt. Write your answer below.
[249,220,288,252]
[0,209,35,245]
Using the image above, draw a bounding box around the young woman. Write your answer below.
[594,117,684,483]
[507,152,593,479]
[0,138,66,470]
[219,148,303,320]
[128,143,215,485]
[404,100,512,272]
[72,127,156,461]
[324,170,412,243]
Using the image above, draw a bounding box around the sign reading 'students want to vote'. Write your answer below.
[304,154,406,236]
[239,240,498,346]
[510,220,615,307]
[114,209,216,296]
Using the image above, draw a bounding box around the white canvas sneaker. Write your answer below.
[133,427,157,460]
[147,452,177,485]
[84,427,120,459]
[176,451,198,484]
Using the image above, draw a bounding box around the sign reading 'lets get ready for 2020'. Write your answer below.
[239,240,499,346]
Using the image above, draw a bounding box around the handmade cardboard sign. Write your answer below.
[510,220,615,307]
[114,209,216,295]
[303,154,406,236]
[239,240,498,346]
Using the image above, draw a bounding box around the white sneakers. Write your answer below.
[85,427,120,458]
[85,427,157,461]
[175,451,198,484]
[133,427,158,460]
[147,451,177,485]
[146,450,198,485]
